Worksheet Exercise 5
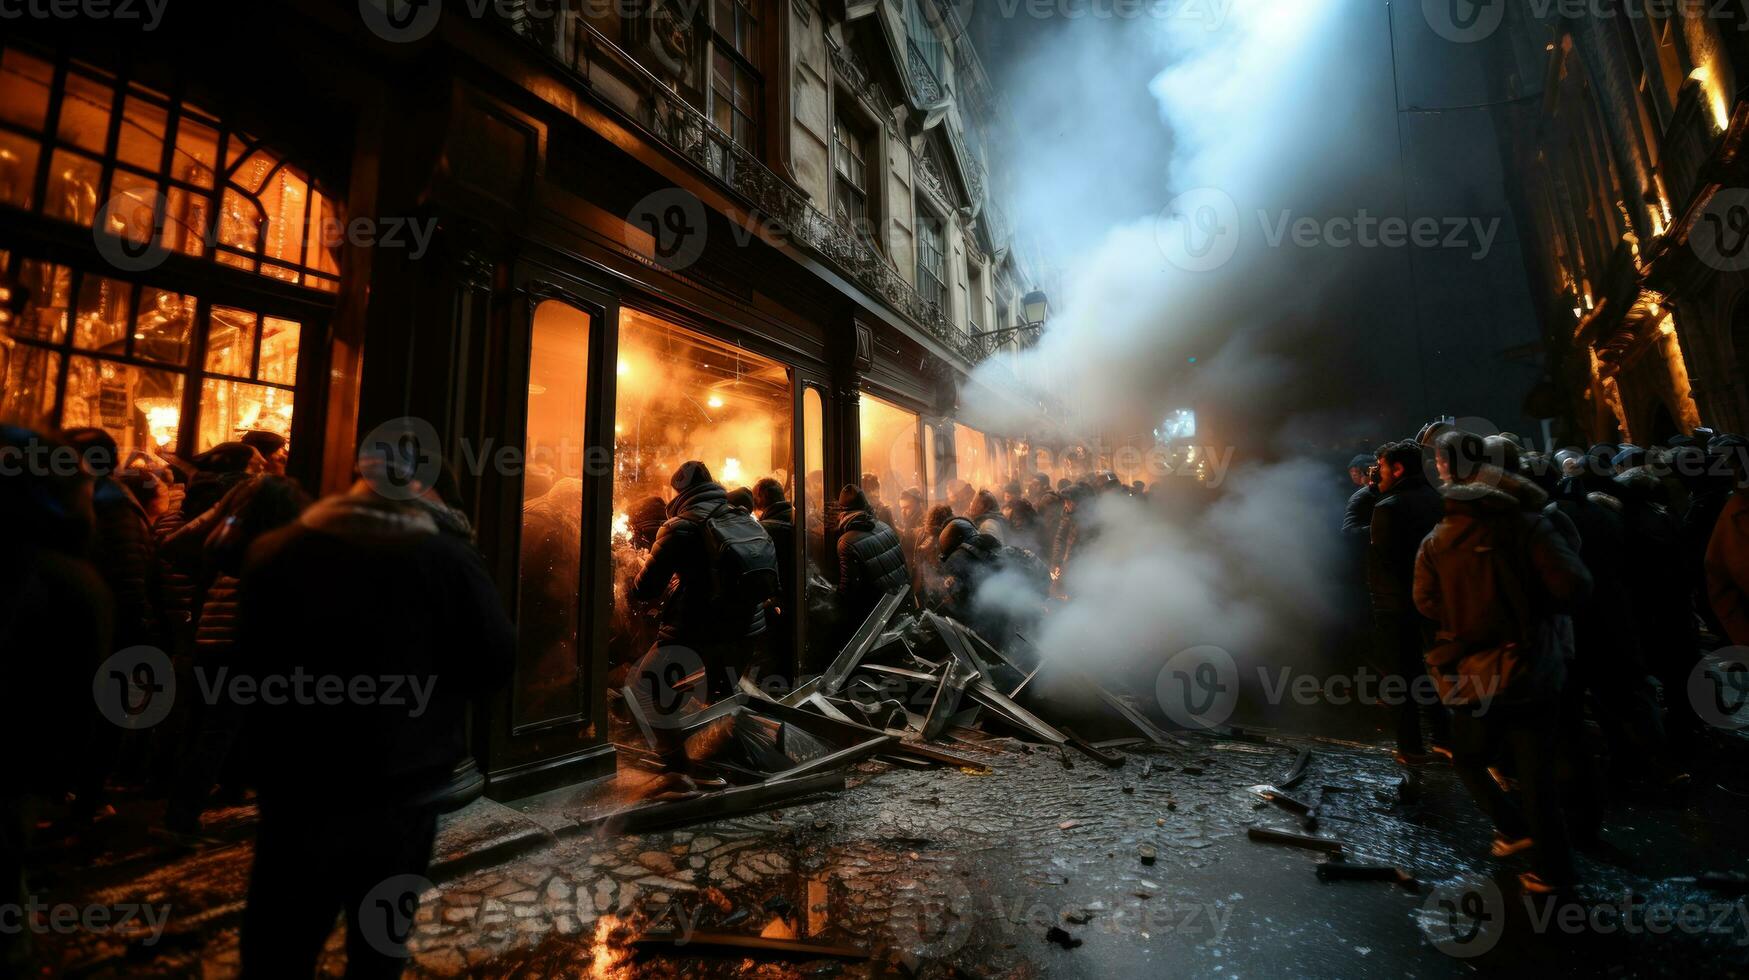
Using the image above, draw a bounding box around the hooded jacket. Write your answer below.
[634,476,768,643]
[1705,491,1749,645]
[836,507,909,621]
[240,493,515,807]
[1413,466,1591,706]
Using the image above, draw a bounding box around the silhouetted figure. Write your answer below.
[238,440,513,977]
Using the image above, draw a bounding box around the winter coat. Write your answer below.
[759,500,798,607]
[90,476,160,650]
[1344,483,1379,536]
[940,533,1002,627]
[1366,473,1441,619]
[1615,470,1695,658]
[1413,467,1591,707]
[1705,492,1749,646]
[633,480,768,644]
[1547,487,1638,667]
[836,509,909,623]
[240,493,515,807]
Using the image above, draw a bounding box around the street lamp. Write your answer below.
[969,288,1050,350]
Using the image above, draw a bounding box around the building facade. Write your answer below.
[1496,3,1749,444]
[0,0,1050,798]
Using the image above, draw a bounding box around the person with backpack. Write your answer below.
[630,462,777,779]
[1414,430,1592,894]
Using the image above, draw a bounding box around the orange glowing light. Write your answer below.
[706,394,724,409]
[588,915,629,979]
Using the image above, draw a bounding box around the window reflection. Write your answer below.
[859,394,922,508]
[954,422,996,497]
[516,300,593,728]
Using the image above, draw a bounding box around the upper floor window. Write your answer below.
[916,208,946,310]
[0,47,341,292]
[966,260,984,334]
[906,0,944,80]
[833,111,874,234]
[709,0,761,151]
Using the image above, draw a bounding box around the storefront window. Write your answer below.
[0,43,330,467]
[515,300,593,728]
[803,386,825,576]
[859,393,922,508]
[0,44,340,291]
[954,422,997,496]
[609,309,794,658]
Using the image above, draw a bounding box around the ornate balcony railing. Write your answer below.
[906,38,944,106]
[506,15,989,366]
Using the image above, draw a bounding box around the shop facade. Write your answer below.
[0,3,1052,800]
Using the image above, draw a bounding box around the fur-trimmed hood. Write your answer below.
[1438,464,1548,514]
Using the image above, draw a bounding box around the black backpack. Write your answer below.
[699,502,781,620]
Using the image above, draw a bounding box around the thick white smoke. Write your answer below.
[963,0,1385,678]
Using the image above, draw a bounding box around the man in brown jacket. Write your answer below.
[1414,431,1591,894]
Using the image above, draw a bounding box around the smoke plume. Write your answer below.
[962,0,1404,686]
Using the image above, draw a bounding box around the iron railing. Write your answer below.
[504,14,993,366]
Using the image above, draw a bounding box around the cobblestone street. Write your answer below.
[27,715,1749,978]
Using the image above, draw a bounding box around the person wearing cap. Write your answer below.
[834,484,909,633]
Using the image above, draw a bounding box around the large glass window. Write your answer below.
[610,308,794,648]
[860,394,923,508]
[0,46,340,290]
[0,44,331,466]
[5,257,305,459]
[803,386,826,576]
[954,422,996,496]
[516,300,594,728]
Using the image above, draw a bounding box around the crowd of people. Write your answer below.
[614,462,1162,794]
[1344,420,1748,896]
[1,423,512,976]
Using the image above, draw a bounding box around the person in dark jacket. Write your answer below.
[937,519,999,632]
[895,487,925,566]
[967,488,1007,543]
[1616,468,1703,755]
[726,486,756,513]
[1366,440,1447,762]
[1003,497,1043,557]
[164,475,310,841]
[1344,453,1379,536]
[63,428,161,652]
[1,427,110,972]
[629,462,766,738]
[914,504,957,600]
[634,462,768,648]
[1414,431,1590,894]
[753,477,797,683]
[860,473,896,528]
[1679,440,1735,640]
[238,446,514,977]
[1051,485,1093,588]
[835,485,909,630]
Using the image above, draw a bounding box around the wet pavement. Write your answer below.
[22,702,1749,979]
